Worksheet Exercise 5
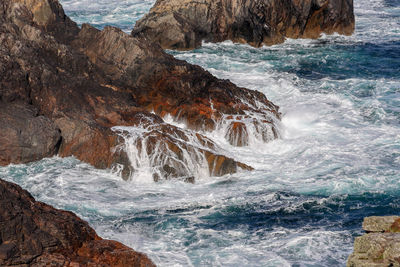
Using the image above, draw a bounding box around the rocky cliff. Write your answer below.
[0,0,280,182]
[0,178,155,266]
[347,216,400,267]
[133,0,355,50]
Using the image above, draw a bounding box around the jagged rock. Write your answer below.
[74,24,280,133]
[11,0,79,43]
[0,178,155,266]
[0,0,279,181]
[347,216,400,267]
[133,0,355,50]
[114,123,253,182]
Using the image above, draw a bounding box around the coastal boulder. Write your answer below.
[133,0,355,50]
[347,216,400,267]
[0,178,155,266]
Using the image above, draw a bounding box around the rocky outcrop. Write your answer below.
[73,24,280,133]
[0,0,279,181]
[347,216,400,267]
[133,0,355,50]
[0,178,155,266]
[114,122,253,182]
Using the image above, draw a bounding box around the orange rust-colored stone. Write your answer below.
[76,240,155,267]
[226,121,249,147]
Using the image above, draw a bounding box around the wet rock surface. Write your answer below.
[0,0,280,181]
[133,0,355,50]
[0,178,155,266]
[347,216,400,267]
[74,24,280,133]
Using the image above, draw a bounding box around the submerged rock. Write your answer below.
[347,216,400,267]
[133,0,355,50]
[0,0,279,182]
[0,178,155,266]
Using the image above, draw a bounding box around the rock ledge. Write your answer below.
[347,216,400,267]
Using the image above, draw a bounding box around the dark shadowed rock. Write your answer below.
[0,178,155,266]
[0,102,61,165]
[133,0,355,50]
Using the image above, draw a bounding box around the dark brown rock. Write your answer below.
[74,24,280,133]
[0,0,280,181]
[133,0,355,50]
[0,178,155,266]
[114,123,253,182]
[226,121,249,147]
[0,102,61,165]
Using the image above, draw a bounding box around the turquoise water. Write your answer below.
[1,0,400,266]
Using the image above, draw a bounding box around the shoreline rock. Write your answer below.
[347,216,400,267]
[0,0,279,182]
[133,0,355,50]
[0,178,155,266]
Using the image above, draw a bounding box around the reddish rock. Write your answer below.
[74,24,280,132]
[0,178,155,266]
[133,0,355,50]
[226,121,249,147]
[0,0,280,181]
[389,218,400,233]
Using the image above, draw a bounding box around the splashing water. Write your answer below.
[112,124,213,183]
[2,0,400,266]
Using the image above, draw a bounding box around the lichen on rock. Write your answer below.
[347,216,400,267]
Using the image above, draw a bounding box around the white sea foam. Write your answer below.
[4,0,400,266]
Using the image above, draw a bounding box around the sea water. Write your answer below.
[1,0,399,266]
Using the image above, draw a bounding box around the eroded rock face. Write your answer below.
[133,0,355,50]
[74,24,280,134]
[0,178,155,266]
[347,216,400,267]
[0,0,280,182]
[0,102,61,165]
